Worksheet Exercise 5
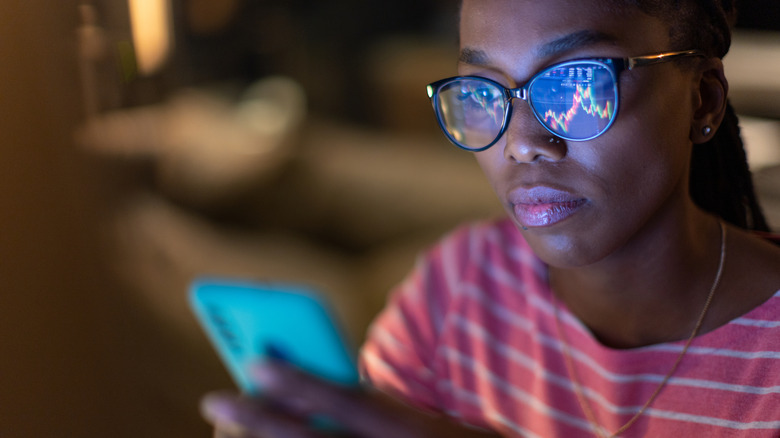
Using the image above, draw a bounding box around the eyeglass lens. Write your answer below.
[434,61,618,149]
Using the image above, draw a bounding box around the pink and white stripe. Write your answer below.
[360,219,780,437]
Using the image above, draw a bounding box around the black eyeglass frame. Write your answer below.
[426,49,705,151]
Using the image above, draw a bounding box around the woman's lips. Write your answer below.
[510,186,587,228]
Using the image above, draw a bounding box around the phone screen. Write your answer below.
[189,278,360,394]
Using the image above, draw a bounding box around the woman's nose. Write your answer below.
[502,104,567,163]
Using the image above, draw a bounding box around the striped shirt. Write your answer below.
[359,219,780,437]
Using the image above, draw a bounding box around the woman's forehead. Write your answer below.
[459,0,671,69]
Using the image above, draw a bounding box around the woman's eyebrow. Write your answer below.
[535,30,617,58]
[459,47,490,66]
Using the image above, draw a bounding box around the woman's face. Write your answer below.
[460,0,700,268]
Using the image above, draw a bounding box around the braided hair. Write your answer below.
[628,0,770,231]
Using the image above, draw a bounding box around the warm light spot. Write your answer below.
[128,0,173,76]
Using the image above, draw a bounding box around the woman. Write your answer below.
[201,0,780,436]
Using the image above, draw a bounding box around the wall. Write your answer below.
[0,1,216,436]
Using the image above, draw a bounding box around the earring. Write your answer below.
[702,125,712,136]
[549,137,561,144]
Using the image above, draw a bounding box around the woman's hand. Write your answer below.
[200,361,501,438]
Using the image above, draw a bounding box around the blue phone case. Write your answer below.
[189,278,360,394]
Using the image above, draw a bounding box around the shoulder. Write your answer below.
[378,218,549,328]
[713,225,780,329]
[407,218,548,308]
[408,218,544,291]
[752,230,780,246]
[729,226,780,285]
[385,218,545,308]
[426,217,538,266]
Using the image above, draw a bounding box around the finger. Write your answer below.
[250,362,363,415]
[252,364,499,438]
[201,391,325,438]
[250,363,427,438]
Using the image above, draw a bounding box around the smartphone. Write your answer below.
[189,278,360,394]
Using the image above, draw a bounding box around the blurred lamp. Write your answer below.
[128,0,173,76]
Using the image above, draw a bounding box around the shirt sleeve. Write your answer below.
[358,226,471,411]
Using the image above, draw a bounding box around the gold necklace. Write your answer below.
[554,221,727,438]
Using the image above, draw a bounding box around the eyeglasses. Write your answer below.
[426,50,704,151]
